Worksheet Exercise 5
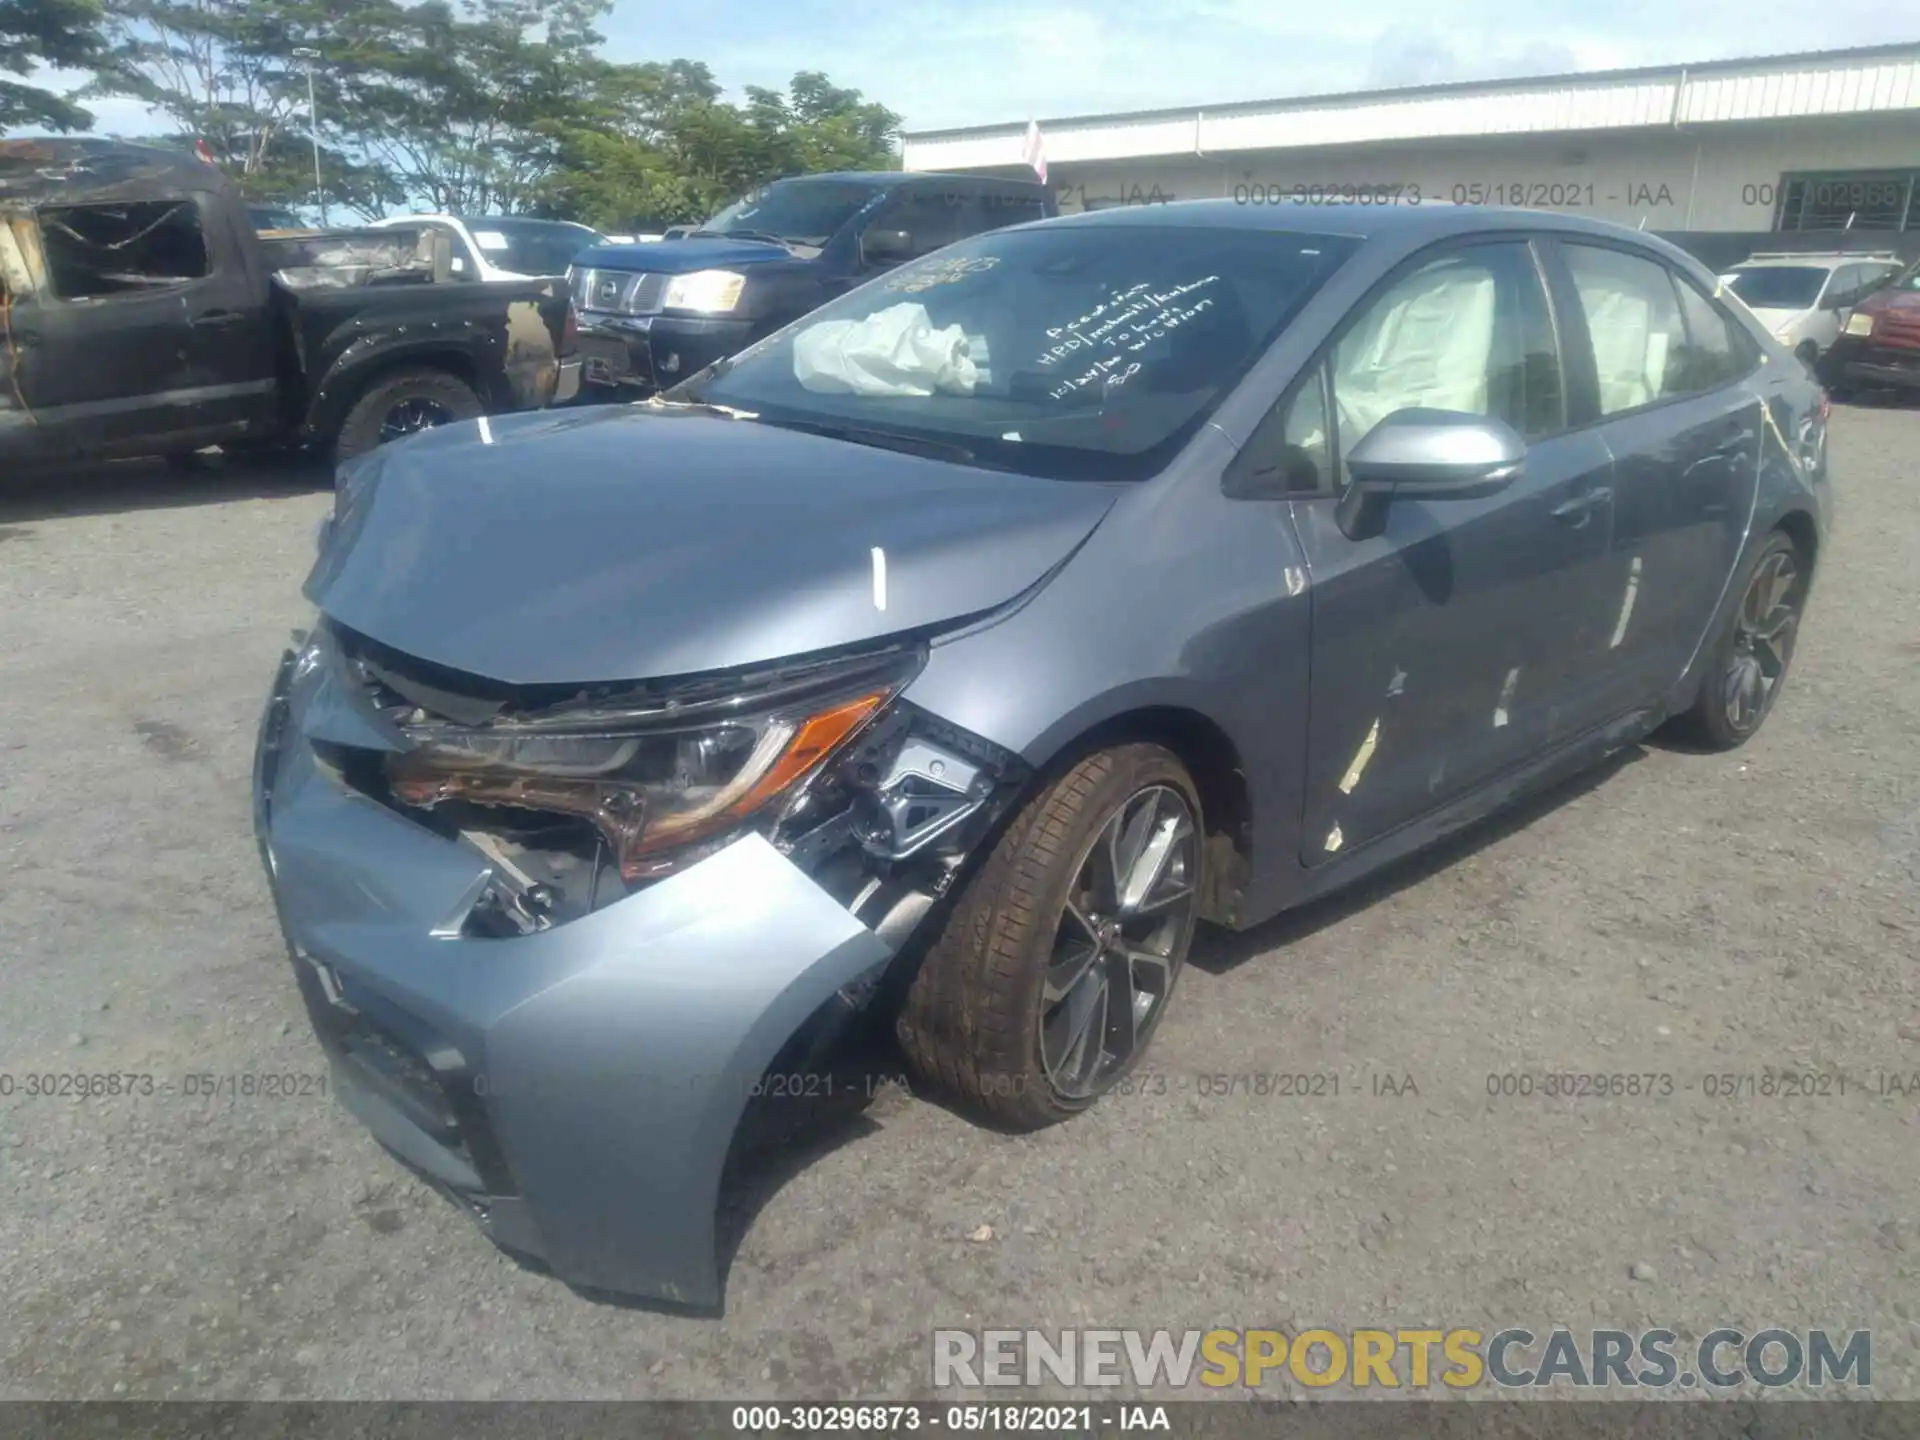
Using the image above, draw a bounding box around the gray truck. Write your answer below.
[1,139,581,471]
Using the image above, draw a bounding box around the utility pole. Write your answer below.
[292,47,328,227]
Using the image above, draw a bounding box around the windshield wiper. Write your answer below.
[751,417,991,466]
[691,228,790,246]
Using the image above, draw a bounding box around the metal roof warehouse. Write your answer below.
[902,43,1920,262]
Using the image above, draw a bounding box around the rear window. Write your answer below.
[1722,266,1827,310]
[39,199,210,299]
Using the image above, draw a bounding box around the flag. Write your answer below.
[1021,118,1047,184]
[193,137,217,166]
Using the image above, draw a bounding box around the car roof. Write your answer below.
[0,137,235,208]
[770,170,1049,192]
[1728,253,1901,269]
[1023,198,1678,246]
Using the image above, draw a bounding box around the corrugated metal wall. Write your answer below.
[903,49,1920,174]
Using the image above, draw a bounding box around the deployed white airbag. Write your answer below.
[793,302,980,397]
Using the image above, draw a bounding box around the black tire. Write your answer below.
[896,743,1203,1130]
[1670,530,1808,751]
[333,367,483,463]
[1794,341,1820,372]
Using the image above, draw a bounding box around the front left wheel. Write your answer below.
[897,743,1203,1130]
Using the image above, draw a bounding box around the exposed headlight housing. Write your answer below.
[663,269,746,313]
[384,648,922,881]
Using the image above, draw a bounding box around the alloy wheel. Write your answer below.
[378,397,454,445]
[1038,784,1198,1101]
[1724,548,1801,734]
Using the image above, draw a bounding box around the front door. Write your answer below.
[14,190,272,458]
[1284,238,1620,861]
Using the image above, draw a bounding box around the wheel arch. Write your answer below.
[1019,703,1255,927]
[1773,506,1819,574]
[304,346,485,444]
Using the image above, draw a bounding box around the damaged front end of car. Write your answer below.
[252,617,1029,1309]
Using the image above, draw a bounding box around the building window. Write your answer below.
[1774,170,1918,233]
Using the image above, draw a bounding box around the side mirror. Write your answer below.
[1337,409,1524,539]
[862,228,915,264]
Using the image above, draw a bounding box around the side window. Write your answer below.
[1329,241,1562,468]
[1562,243,1688,416]
[1669,273,1753,392]
[1229,366,1332,497]
[1820,264,1861,308]
[37,198,211,299]
[874,190,977,259]
[975,192,1048,236]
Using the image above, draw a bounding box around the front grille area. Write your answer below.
[571,266,665,315]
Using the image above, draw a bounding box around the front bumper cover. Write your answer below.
[576,312,753,390]
[1821,335,1920,391]
[252,640,892,1307]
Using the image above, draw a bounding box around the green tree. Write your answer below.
[84,0,404,213]
[540,66,901,231]
[343,0,611,214]
[0,0,109,132]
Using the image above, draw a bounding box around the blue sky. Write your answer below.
[25,0,1918,138]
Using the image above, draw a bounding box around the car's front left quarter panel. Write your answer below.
[900,429,1315,929]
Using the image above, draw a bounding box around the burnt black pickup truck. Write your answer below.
[1,139,580,470]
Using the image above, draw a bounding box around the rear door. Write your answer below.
[1546,239,1763,713]
[1280,237,1620,859]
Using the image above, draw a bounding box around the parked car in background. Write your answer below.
[566,171,1056,394]
[1717,252,1901,369]
[254,200,1828,1310]
[248,203,310,234]
[0,140,581,470]
[364,214,608,281]
[1820,256,1920,397]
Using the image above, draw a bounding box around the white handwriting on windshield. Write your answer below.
[1033,277,1221,387]
[1049,358,1141,401]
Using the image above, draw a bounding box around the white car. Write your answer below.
[364,214,608,281]
[1717,252,1903,368]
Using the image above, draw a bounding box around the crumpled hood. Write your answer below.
[574,237,796,275]
[306,406,1117,686]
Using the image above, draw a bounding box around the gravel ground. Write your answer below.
[0,406,1915,1403]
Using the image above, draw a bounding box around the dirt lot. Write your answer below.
[0,405,1916,1403]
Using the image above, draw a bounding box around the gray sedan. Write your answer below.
[254,200,1832,1309]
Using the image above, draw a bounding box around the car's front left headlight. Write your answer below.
[663,269,747,313]
[1845,312,1876,337]
[384,648,920,881]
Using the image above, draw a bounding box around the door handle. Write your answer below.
[190,309,244,328]
[1550,486,1612,524]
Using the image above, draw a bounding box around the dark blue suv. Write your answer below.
[567,171,1056,394]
